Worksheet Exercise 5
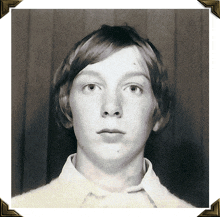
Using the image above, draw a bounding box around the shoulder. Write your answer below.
[12,179,60,208]
[11,154,82,208]
[143,158,195,208]
[159,187,195,208]
[150,177,195,208]
[12,175,83,208]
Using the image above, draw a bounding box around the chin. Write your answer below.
[91,145,125,160]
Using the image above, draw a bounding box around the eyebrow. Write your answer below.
[76,70,151,81]
[76,70,104,80]
[122,72,150,81]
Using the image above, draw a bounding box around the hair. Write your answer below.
[53,24,171,128]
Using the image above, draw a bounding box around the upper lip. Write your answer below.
[97,129,125,134]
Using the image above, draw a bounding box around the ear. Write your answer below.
[153,112,170,132]
[59,95,73,128]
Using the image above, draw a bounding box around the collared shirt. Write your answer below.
[12,154,194,208]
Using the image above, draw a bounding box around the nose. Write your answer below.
[101,91,123,118]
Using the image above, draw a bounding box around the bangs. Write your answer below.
[68,25,140,82]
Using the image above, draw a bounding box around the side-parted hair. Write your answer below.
[53,25,170,128]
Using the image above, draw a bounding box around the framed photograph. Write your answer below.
[1,1,219,216]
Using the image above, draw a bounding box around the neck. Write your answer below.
[75,148,145,192]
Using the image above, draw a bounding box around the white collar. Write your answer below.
[57,154,192,208]
[59,153,158,195]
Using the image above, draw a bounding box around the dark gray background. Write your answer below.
[12,9,209,207]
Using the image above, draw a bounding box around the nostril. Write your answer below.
[102,111,121,117]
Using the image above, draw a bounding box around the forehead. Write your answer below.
[78,46,149,79]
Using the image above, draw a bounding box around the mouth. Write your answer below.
[97,129,125,134]
[97,129,125,143]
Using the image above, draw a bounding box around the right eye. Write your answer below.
[82,84,101,94]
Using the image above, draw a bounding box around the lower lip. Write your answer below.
[99,133,124,143]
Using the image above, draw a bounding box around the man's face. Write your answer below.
[69,46,158,165]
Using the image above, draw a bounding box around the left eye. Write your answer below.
[125,85,143,95]
[86,84,96,90]
[82,84,101,94]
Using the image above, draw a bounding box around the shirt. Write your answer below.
[12,154,194,208]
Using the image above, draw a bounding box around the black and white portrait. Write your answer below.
[11,9,209,208]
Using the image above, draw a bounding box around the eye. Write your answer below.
[83,84,101,94]
[125,85,143,95]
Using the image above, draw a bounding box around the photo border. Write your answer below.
[0,1,219,217]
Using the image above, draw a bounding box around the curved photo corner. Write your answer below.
[0,0,22,19]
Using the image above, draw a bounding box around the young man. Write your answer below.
[12,25,194,208]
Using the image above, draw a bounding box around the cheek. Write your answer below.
[70,96,100,130]
[131,96,156,121]
[131,100,157,138]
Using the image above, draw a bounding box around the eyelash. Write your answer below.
[82,84,101,93]
[125,85,143,95]
[82,83,143,95]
